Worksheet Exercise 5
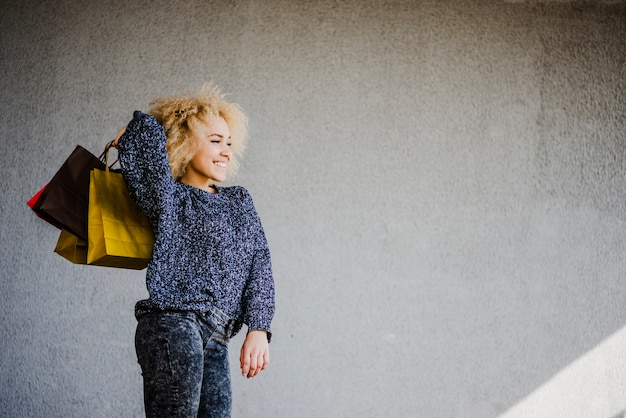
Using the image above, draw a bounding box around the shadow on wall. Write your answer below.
[499,326,626,418]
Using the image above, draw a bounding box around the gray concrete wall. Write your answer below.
[1,1,625,417]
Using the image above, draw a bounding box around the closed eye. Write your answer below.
[207,134,232,146]
[208,134,223,143]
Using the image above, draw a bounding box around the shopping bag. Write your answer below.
[28,145,105,240]
[54,229,88,265]
[27,183,64,229]
[87,167,154,270]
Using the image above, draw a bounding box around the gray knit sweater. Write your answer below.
[118,111,275,338]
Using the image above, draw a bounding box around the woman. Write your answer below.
[113,84,275,417]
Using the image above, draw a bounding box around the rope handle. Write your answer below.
[100,140,119,172]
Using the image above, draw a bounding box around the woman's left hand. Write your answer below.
[240,330,269,379]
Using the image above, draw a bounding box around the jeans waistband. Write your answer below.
[135,304,242,338]
[199,305,240,338]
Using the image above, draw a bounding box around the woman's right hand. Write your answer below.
[111,126,127,148]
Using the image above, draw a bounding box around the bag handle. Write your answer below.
[102,141,119,172]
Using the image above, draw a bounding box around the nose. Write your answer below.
[221,144,232,160]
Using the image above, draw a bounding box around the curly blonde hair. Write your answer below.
[147,84,248,181]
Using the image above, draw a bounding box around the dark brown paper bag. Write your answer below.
[28,145,105,240]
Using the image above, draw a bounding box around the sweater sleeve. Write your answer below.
[240,189,276,341]
[117,111,175,225]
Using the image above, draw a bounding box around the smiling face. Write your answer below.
[179,115,232,192]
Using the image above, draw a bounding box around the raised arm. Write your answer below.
[117,111,176,224]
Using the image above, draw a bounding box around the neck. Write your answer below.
[179,177,218,193]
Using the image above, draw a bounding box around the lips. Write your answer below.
[214,161,227,168]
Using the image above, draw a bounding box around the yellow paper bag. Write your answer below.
[87,168,154,270]
[54,229,88,264]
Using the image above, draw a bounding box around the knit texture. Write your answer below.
[118,111,274,338]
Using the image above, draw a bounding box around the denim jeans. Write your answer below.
[135,308,233,418]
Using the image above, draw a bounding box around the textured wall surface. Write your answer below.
[1,1,625,417]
